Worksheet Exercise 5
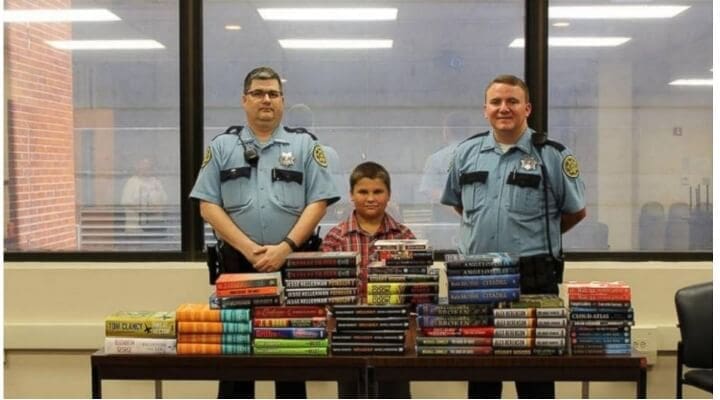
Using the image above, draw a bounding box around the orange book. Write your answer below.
[177,333,251,344]
[177,321,251,334]
[175,303,251,322]
[215,285,280,298]
[177,343,250,354]
[215,272,280,291]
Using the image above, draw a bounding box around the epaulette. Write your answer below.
[543,139,566,152]
[211,125,244,141]
[284,126,318,141]
[460,131,489,145]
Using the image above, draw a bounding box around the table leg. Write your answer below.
[581,381,589,398]
[91,366,101,399]
[637,368,647,398]
[154,380,163,398]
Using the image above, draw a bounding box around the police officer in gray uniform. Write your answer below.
[190,66,340,398]
[441,75,586,398]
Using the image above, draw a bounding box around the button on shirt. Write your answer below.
[440,128,585,257]
[190,126,340,245]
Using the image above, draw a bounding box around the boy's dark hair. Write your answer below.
[349,162,391,193]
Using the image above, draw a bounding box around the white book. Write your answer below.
[104,337,177,354]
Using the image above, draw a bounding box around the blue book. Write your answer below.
[447,274,521,289]
[444,253,519,268]
[252,327,327,339]
[448,288,520,304]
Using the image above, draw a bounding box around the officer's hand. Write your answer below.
[246,246,267,265]
[253,244,292,272]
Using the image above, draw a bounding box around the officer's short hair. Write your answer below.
[349,162,391,193]
[485,74,530,102]
[244,66,283,93]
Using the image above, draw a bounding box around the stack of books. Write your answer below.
[210,272,283,308]
[568,282,634,355]
[104,311,176,354]
[252,305,329,355]
[492,295,567,356]
[366,239,438,306]
[283,252,360,306]
[445,253,521,304]
[175,303,251,354]
[329,305,410,355]
[415,304,494,356]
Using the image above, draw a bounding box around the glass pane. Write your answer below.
[202,0,524,250]
[4,1,180,252]
[549,1,713,251]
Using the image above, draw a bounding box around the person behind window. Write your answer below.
[190,66,340,399]
[441,74,586,399]
[321,161,415,399]
[121,158,168,232]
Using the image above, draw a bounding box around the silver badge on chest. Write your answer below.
[279,152,295,167]
[520,155,538,171]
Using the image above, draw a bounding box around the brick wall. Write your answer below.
[5,0,77,250]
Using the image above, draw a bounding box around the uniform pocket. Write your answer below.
[220,178,253,212]
[270,172,305,213]
[459,171,488,213]
[508,184,543,215]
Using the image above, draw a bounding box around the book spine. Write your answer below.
[571,336,631,344]
[253,338,329,348]
[366,294,438,305]
[416,336,492,346]
[336,320,409,330]
[252,327,327,339]
[570,320,633,327]
[331,333,405,343]
[366,283,439,295]
[376,250,433,261]
[569,301,631,308]
[367,266,430,275]
[448,288,520,303]
[177,321,251,334]
[215,277,278,291]
[416,303,493,316]
[571,325,631,333]
[494,348,565,356]
[284,278,358,288]
[420,326,495,337]
[417,315,493,328]
[210,295,280,309]
[105,319,176,338]
[331,308,409,317]
[367,274,439,283]
[330,345,405,355]
[285,288,357,298]
[176,308,251,322]
[252,317,328,328]
[252,306,327,319]
[416,346,493,356]
[286,258,356,268]
[176,343,251,355]
[384,258,434,266]
[104,337,177,354]
[215,286,278,298]
[491,327,568,338]
[445,267,520,276]
[176,333,251,344]
[570,312,634,321]
[285,269,357,279]
[493,318,567,328]
[253,346,328,355]
[448,274,521,289]
[285,295,357,306]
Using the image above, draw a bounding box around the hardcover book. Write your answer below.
[105,311,176,338]
[285,252,360,268]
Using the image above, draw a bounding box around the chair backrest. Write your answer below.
[675,281,713,368]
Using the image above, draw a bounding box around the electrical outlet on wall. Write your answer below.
[632,325,657,365]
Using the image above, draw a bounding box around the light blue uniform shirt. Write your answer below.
[190,125,340,245]
[441,128,585,257]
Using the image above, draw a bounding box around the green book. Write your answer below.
[105,311,176,338]
[253,346,328,355]
[252,338,329,348]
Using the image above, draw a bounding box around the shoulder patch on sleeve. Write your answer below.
[312,143,328,168]
[201,146,212,168]
[562,155,580,178]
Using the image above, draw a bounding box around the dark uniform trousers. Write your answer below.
[468,255,562,399]
[217,243,307,399]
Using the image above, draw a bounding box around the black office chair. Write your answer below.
[674,281,713,398]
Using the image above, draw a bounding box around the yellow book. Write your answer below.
[105,311,176,338]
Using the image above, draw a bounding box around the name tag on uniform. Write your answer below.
[506,172,541,188]
[460,171,488,186]
[272,168,303,185]
[220,166,251,182]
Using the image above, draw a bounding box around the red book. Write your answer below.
[215,285,280,298]
[215,272,280,291]
[253,306,327,318]
[421,326,495,337]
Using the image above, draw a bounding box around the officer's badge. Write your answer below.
[279,152,295,167]
[563,155,580,178]
[520,155,538,171]
[201,147,212,168]
[312,144,328,168]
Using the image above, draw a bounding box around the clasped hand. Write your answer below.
[251,243,292,272]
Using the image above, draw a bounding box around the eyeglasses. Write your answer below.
[246,90,283,100]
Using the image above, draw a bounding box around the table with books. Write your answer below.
[93,245,646,399]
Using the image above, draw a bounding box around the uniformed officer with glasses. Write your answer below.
[190,66,340,398]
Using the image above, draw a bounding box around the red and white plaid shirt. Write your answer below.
[321,211,415,301]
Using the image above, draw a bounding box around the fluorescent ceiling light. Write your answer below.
[259,8,397,21]
[46,40,165,50]
[225,24,242,30]
[668,79,713,86]
[509,37,630,47]
[3,8,120,22]
[279,39,393,49]
[549,5,689,19]
[553,22,570,27]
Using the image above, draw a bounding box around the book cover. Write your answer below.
[176,303,251,322]
[105,311,176,338]
[104,337,177,354]
[252,305,327,319]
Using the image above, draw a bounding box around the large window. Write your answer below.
[4,1,180,252]
[548,1,713,251]
[202,0,525,250]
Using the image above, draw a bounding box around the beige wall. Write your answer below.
[4,261,712,398]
